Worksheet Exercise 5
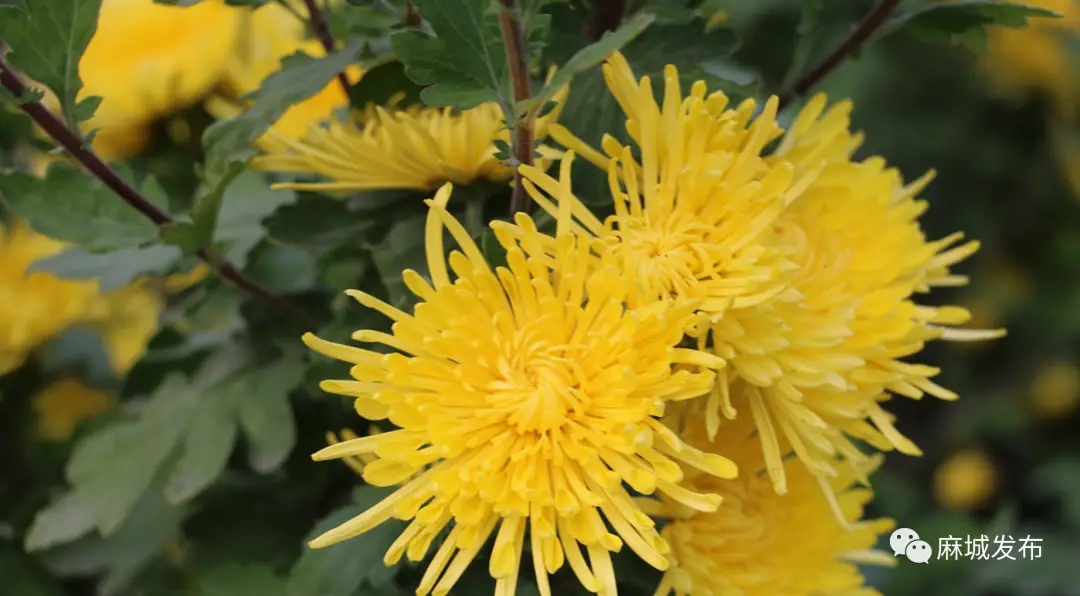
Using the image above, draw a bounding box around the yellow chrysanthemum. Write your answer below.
[252,84,569,193]
[0,220,106,374]
[983,0,1080,112]
[205,2,364,153]
[514,53,1002,493]
[302,183,739,595]
[0,219,207,376]
[648,412,894,596]
[74,0,241,158]
[32,379,117,441]
[932,449,998,510]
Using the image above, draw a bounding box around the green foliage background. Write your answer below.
[0,0,1077,594]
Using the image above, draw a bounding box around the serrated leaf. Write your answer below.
[0,166,161,250]
[28,244,182,291]
[389,0,509,110]
[287,486,405,596]
[523,12,656,115]
[161,161,247,255]
[193,564,288,596]
[203,39,364,177]
[0,0,101,126]
[882,0,1060,52]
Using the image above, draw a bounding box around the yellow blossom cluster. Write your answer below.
[0,218,205,378]
[300,51,1002,596]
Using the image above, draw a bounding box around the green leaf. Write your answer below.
[26,351,304,546]
[38,486,184,596]
[164,401,238,504]
[389,0,508,110]
[882,0,1061,52]
[161,161,247,255]
[28,244,183,291]
[348,57,424,109]
[287,486,405,596]
[203,39,364,177]
[523,12,656,115]
[0,166,161,250]
[192,565,288,596]
[234,359,304,473]
[0,0,101,126]
[215,172,298,266]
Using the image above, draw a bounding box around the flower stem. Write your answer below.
[497,0,534,217]
[301,0,351,96]
[0,54,316,328]
[776,0,901,109]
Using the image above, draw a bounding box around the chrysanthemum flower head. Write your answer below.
[205,2,364,152]
[252,82,569,193]
[649,411,894,596]
[302,183,738,595]
[515,52,1003,494]
[76,0,241,158]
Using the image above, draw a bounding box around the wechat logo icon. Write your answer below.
[890,528,933,564]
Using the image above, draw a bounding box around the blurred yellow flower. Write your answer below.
[76,0,241,158]
[984,0,1080,113]
[932,449,998,510]
[302,183,735,595]
[1030,361,1080,420]
[0,220,106,374]
[515,52,1003,494]
[650,414,894,596]
[32,379,117,441]
[0,218,207,376]
[206,2,364,153]
[252,86,568,193]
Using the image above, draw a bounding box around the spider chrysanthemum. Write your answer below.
[647,413,894,596]
[302,183,739,595]
[252,86,569,193]
[515,53,1003,493]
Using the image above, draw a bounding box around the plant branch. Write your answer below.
[301,0,351,96]
[498,0,534,216]
[0,55,316,328]
[777,0,901,109]
[404,0,422,27]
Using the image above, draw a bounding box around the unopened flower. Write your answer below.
[303,183,736,595]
